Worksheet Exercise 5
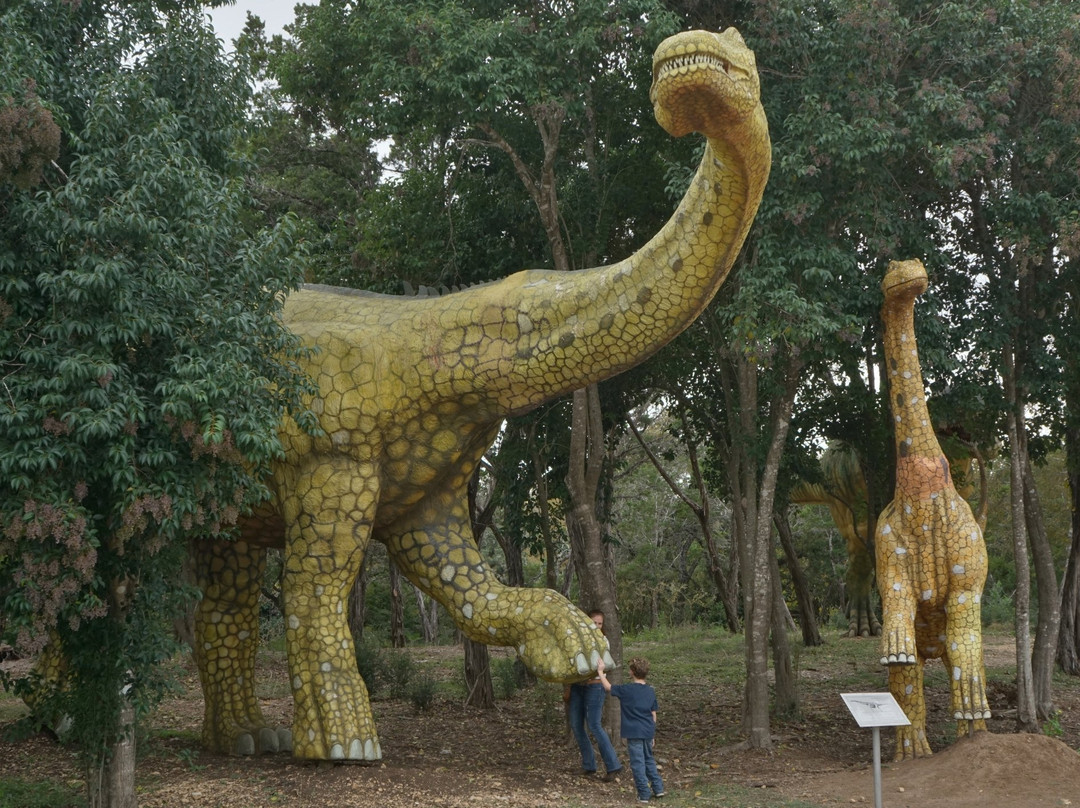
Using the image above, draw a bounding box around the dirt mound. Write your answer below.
[790,730,1080,807]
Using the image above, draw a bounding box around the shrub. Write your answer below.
[492,657,525,700]
[382,649,414,699]
[981,580,1014,627]
[354,640,386,697]
[408,674,438,712]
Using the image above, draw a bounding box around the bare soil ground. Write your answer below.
[3,633,1079,807]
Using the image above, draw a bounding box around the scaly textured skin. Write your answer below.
[874,259,989,761]
[194,27,771,761]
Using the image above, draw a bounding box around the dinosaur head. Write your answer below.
[650,28,762,139]
[881,258,929,303]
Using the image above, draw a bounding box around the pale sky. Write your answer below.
[203,1,300,47]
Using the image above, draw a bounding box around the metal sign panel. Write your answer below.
[841,692,911,728]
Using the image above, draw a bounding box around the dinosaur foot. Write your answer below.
[203,717,293,756]
[894,724,932,761]
[949,664,990,722]
[509,590,615,682]
[292,732,382,762]
[233,727,293,756]
[881,652,917,664]
[879,627,917,665]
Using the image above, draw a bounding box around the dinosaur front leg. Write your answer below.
[194,539,289,755]
[384,498,613,682]
[280,457,381,761]
[875,514,917,664]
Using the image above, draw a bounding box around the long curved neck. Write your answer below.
[882,295,939,458]
[882,292,952,497]
[491,111,771,415]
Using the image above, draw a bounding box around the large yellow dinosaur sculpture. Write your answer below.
[193,27,771,761]
[875,259,989,760]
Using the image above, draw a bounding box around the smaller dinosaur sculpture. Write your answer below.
[874,259,990,761]
[792,439,988,639]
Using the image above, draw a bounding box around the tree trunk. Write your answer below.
[528,426,561,591]
[348,554,369,644]
[1022,453,1060,719]
[1005,355,1039,732]
[770,547,797,716]
[1057,285,1080,676]
[566,383,622,740]
[774,509,822,647]
[463,638,494,708]
[86,698,136,808]
[1058,418,1080,675]
[389,562,406,648]
[724,346,800,749]
[413,586,439,644]
[463,468,495,702]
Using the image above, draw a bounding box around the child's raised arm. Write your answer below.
[595,658,612,692]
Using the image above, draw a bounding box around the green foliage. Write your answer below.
[1043,710,1065,739]
[0,0,313,781]
[354,639,386,697]
[981,581,1015,628]
[491,656,525,700]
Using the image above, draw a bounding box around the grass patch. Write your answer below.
[0,698,28,724]
[149,727,201,743]
[0,777,83,808]
[628,624,744,686]
[658,780,822,807]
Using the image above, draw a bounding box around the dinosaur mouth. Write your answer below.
[881,259,929,299]
[653,52,746,85]
[649,29,762,138]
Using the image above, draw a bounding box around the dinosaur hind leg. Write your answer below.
[194,538,289,755]
[888,658,931,761]
[943,588,990,727]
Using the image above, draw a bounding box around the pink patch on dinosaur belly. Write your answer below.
[896,454,950,498]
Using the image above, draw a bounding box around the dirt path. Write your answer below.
[3,635,1078,807]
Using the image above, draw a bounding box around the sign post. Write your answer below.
[840,692,910,808]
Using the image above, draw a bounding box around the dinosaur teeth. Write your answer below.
[657,54,732,80]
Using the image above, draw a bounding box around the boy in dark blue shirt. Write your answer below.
[596,656,665,803]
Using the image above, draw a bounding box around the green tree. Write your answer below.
[0,3,312,805]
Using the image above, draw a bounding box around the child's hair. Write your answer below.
[628,657,650,679]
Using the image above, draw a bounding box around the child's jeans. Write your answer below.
[626,738,664,801]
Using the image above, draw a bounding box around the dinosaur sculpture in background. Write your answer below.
[193,27,772,761]
[874,259,989,761]
[790,444,881,638]
[791,440,987,638]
